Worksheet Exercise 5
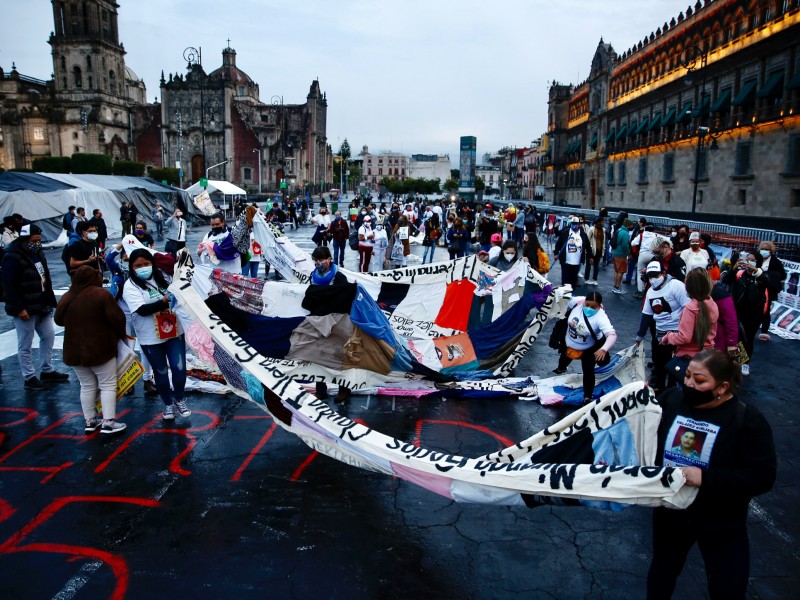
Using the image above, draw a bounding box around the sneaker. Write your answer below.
[85,417,101,433]
[40,370,69,382]
[163,405,175,420]
[24,376,48,391]
[741,363,750,376]
[100,420,127,435]
[175,400,191,417]
[143,379,159,396]
[552,368,567,375]
[589,280,599,286]
[612,286,623,294]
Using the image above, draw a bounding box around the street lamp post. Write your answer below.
[683,45,710,216]
[176,111,183,189]
[253,148,262,194]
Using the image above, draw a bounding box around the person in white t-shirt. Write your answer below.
[357,216,376,272]
[122,248,190,421]
[554,216,590,287]
[552,292,617,403]
[680,231,710,273]
[635,261,691,393]
[631,221,658,296]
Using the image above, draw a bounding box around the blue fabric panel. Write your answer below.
[555,376,622,406]
[0,172,77,192]
[468,292,538,360]
[239,315,305,359]
[467,295,494,330]
[349,285,399,348]
[580,419,638,511]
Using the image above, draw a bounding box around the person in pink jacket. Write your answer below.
[661,268,719,359]
[711,283,740,354]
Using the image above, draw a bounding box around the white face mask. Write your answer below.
[86,232,98,241]
[649,275,665,287]
[503,252,516,261]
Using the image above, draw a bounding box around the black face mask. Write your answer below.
[211,226,225,235]
[681,382,716,407]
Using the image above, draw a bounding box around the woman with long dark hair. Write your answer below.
[122,248,189,421]
[446,217,468,260]
[647,349,776,599]
[521,233,550,276]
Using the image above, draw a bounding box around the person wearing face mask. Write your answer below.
[756,241,786,342]
[197,212,241,273]
[164,208,189,256]
[371,223,389,271]
[357,215,375,272]
[554,216,590,287]
[551,291,617,403]
[647,349,776,600]
[88,209,108,249]
[68,220,104,277]
[651,238,686,282]
[631,221,658,298]
[2,224,70,390]
[672,225,691,253]
[123,249,190,421]
[489,240,519,272]
[636,261,692,394]
[133,220,155,249]
[680,232,710,273]
[723,250,769,375]
[421,213,441,264]
[1,213,23,248]
[311,207,332,246]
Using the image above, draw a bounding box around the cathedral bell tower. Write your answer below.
[49,0,127,99]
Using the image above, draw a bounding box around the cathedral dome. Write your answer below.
[124,65,142,82]
[208,46,254,84]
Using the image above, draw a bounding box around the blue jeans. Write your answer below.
[14,311,55,380]
[155,220,164,237]
[242,260,260,278]
[422,244,436,263]
[332,239,346,266]
[141,335,187,407]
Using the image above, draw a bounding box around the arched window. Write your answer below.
[109,69,116,93]
[73,65,82,88]
[86,55,92,71]
[60,56,66,71]
[88,75,93,89]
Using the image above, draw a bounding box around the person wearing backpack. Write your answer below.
[611,219,632,294]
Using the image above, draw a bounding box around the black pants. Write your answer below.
[557,347,597,399]
[740,313,761,360]
[650,338,676,391]
[584,249,603,280]
[561,263,580,287]
[647,508,749,600]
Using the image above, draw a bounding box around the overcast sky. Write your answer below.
[3,0,692,160]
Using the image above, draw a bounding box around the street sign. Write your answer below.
[280,179,287,189]
[175,161,181,169]
[200,178,208,188]
[161,180,168,185]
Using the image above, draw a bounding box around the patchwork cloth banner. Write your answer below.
[169,271,695,509]
[769,258,800,340]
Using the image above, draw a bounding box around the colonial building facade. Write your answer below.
[359,146,410,188]
[152,46,332,192]
[0,0,146,170]
[408,153,451,183]
[1,1,333,193]
[546,0,800,226]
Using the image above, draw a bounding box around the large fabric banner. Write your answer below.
[169,268,695,509]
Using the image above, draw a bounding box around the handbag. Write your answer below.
[116,339,144,400]
[548,317,569,350]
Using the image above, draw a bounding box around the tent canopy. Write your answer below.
[0,172,194,242]
[185,180,247,196]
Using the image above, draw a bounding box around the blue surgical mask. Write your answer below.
[759,249,770,259]
[583,307,597,318]
[135,266,153,279]
[571,224,580,231]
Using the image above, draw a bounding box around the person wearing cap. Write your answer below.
[554,216,590,287]
[635,261,691,394]
[357,215,375,272]
[488,232,503,262]
[164,208,189,256]
[1,223,70,390]
[680,232,711,273]
[652,237,687,282]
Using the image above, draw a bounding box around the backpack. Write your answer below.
[348,230,359,250]
[610,226,620,250]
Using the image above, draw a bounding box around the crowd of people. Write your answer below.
[0,194,784,597]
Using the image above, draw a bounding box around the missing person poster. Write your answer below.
[663,415,720,469]
[769,259,800,340]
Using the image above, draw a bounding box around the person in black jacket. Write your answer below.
[554,216,590,287]
[757,241,786,341]
[88,209,108,249]
[652,238,687,282]
[647,349,776,599]
[1,224,70,390]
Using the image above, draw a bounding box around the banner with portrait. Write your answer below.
[769,259,800,340]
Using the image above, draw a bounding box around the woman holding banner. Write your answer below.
[647,349,776,599]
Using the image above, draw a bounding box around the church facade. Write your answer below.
[0,0,333,194]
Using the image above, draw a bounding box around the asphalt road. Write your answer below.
[0,219,797,599]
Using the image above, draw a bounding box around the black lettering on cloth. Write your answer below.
[549,464,578,490]
[434,455,469,473]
